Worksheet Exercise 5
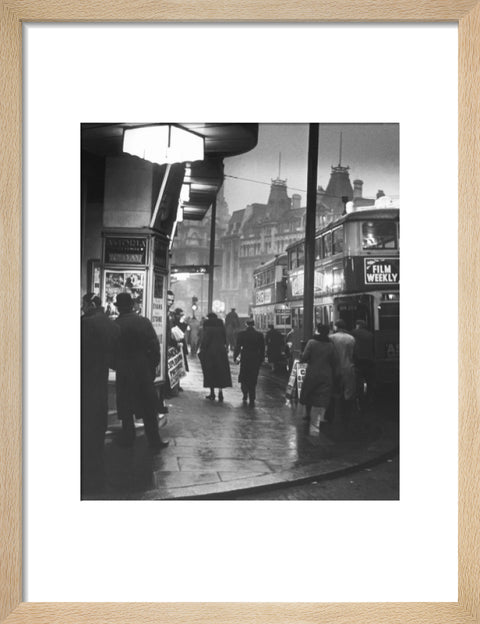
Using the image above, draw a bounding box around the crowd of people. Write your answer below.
[298,319,375,435]
[81,291,168,498]
[167,302,265,408]
[81,286,375,497]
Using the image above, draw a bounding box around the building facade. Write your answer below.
[167,158,389,318]
[219,164,379,315]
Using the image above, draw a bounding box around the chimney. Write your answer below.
[376,189,385,199]
[353,179,363,199]
[291,193,301,210]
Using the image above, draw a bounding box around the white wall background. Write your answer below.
[24,23,458,602]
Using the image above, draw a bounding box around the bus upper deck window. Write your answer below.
[297,244,305,267]
[332,226,344,254]
[362,221,397,250]
[288,250,295,270]
[324,232,333,257]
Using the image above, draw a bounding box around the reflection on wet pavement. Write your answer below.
[97,357,398,500]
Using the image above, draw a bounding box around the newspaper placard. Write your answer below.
[285,360,298,399]
[296,361,307,396]
[167,347,185,388]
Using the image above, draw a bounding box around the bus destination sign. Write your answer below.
[364,258,399,285]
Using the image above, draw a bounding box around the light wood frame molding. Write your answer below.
[1,1,479,622]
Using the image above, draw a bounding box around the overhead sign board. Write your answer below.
[104,237,147,265]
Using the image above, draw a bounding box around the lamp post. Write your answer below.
[207,200,217,313]
[302,123,319,351]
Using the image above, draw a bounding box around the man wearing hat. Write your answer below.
[114,292,168,451]
[81,292,119,496]
[225,307,241,353]
[233,318,265,407]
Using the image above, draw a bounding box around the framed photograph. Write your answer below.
[1,2,478,623]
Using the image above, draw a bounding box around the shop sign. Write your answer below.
[364,258,399,285]
[105,237,147,265]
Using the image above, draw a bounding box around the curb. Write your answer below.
[139,431,399,500]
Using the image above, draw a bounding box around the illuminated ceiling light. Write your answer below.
[176,203,184,223]
[123,125,204,165]
[169,221,178,250]
[180,183,190,203]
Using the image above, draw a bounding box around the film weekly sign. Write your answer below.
[364,258,399,285]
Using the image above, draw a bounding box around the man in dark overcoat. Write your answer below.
[81,293,119,497]
[114,293,168,451]
[265,324,285,372]
[225,307,241,353]
[233,319,265,407]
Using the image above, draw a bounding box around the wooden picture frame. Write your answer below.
[1,2,478,622]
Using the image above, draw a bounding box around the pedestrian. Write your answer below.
[225,307,241,353]
[285,327,295,372]
[167,289,175,312]
[265,324,285,372]
[188,315,200,356]
[198,312,232,402]
[164,289,181,397]
[352,319,375,407]
[114,293,168,451]
[172,307,189,373]
[330,318,356,431]
[299,323,337,432]
[233,318,265,407]
[81,293,119,497]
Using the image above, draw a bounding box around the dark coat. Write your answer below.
[265,328,284,363]
[115,312,160,419]
[234,327,265,385]
[352,327,374,362]
[199,318,232,388]
[299,336,337,408]
[81,310,119,428]
[225,311,241,330]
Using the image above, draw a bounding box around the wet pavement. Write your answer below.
[96,355,399,500]
[234,454,399,500]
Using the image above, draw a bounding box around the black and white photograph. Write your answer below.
[81,122,399,501]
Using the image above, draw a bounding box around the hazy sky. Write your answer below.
[223,123,399,215]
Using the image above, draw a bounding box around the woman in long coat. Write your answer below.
[199,312,232,401]
[299,323,337,425]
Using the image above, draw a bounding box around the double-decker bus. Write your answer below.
[251,254,291,334]
[285,208,399,383]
